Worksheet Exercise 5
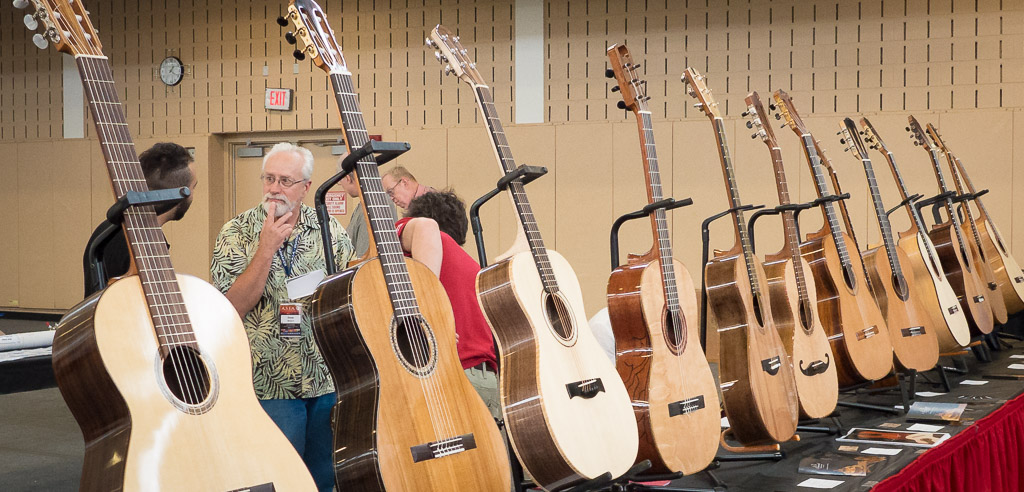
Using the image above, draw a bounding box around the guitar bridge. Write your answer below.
[856,326,879,340]
[901,326,926,337]
[761,356,782,376]
[973,295,985,303]
[948,305,960,315]
[227,484,275,492]
[566,378,605,399]
[410,433,476,463]
[799,353,831,376]
[668,395,706,417]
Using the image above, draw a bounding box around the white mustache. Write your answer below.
[262,193,294,217]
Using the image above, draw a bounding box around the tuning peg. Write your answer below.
[453,35,460,42]
[780,123,788,129]
[617,101,627,110]
[444,64,453,75]
[293,49,305,61]
[905,126,911,131]
[276,16,288,26]
[605,68,614,78]
[745,121,753,129]
[611,86,620,92]
[425,38,435,48]
[693,103,703,109]
[768,103,777,110]
[13,0,29,8]
[741,111,749,117]
[284,32,297,44]
[751,133,758,139]
[773,113,781,120]
[839,138,846,144]
[32,32,48,49]
[631,63,641,69]
[23,13,38,30]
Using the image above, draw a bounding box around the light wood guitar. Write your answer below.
[428,26,639,490]
[836,118,939,372]
[926,124,1024,316]
[773,91,894,387]
[604,45,720,475]
[279,5,511,490]
[743,92,838,420]
[858,118,971,352]
[906,117,995,335]
[38,0,317,489]
[685,69,799,445]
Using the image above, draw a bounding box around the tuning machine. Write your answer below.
[284,32,297,44]
[435,51,447,63]
[617,101,627,110]
[604,68,614,79]
[425,38,438,48]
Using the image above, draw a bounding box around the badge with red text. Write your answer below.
[279,302,302,339]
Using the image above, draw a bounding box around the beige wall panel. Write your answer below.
[16,142,60,309]
[52,141,96,308]
[672,119,725,276]
[1015,111,1024,261]
[502,125,558,260]
[554,123,614,316]
[445,125,507,264]
[0,143,20,307]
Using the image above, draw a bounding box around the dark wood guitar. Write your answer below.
[836,119,939,372]
[743,92,838,420]
[282,5,511,490]
[773,90,894,387]
[905,117,995,335]
[38,0,317,489]
[858,118,971,352]
[684,68,798,445]
[604,45,720,475]
[429,26,639,490]
[926,124,1023,316]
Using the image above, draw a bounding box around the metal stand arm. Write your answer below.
[610,197,695,269]
[468,165,550,268]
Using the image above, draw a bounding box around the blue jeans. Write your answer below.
[259,392,335,491]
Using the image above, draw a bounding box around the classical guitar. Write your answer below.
[684,69,798,445]
[905,117,995,335]
[283,6,511,490]
[836,119,940,372]
[926,124,1024,316]
[604,45,720,475]
[428,25,639,490]
[773,90,894,386]
[858,118,971,352]
[38,0,317,489]
[743,92,837,420]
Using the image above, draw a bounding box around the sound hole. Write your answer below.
[751,293,765,327]
[959,245,971,270]
[396,316,434,371]
[663,308,685,350]
[797,299,813,331]
[842,264,857,291]
[544,293,575,342]
[161,346,212,405]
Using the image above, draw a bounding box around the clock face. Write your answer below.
[160,56,184,86]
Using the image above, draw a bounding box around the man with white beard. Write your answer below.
[210,142,353,491]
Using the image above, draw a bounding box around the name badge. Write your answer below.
[286,269,326,300]
[280,302,302,339]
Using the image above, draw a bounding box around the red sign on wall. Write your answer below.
[325,190,347,216]
[265,88,293,110]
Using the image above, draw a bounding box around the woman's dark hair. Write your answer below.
[404,189,469,245]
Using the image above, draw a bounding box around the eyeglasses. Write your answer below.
[260,174,307,188]
[385,178,404,198]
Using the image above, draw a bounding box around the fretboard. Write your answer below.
[802,134,853,272]
[78,55,193,355]
[330,71,421,319]
[942,151,986,258]
[861,154,905,287]
[638,111,681,314]
[712,118,761,296]
[767,144,811,307]
[473,86,559,294]
[926,148,972,267]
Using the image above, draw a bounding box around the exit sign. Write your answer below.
[265,88,293,111]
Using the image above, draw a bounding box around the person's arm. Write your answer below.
[216,204,295,317]
[399,217,443,277]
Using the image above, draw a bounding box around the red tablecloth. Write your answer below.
[873,390,1024,491]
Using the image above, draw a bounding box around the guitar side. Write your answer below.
[312,258,511,492]
[977,220,1024,314]
[53,275,317,492]
[607,258,721,475]
[928,224,995,335]
[479,250,639,490]
[896,230,972,351]
[961,223,1009,324]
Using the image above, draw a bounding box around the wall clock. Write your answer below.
[159,56,184,86]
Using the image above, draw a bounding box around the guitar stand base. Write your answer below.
[559,460,652,492]
[614,470,725,492]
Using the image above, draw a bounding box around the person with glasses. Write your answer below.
[380,165,435,209]
[210,142,353,491]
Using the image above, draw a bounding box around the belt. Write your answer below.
[471,362,497,373]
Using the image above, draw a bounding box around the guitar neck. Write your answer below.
[78,55,194,355]
[765,143,811,304]
[925,148,972,254]
[877,149,927,235]
[710,117,761,295]
[471,85,559,293]
[800,134,854,271]
[950,153,1002,245]
[941,150,986,254]
[329,71,422,318]
[860,152,905,282]
[633,110,681,313]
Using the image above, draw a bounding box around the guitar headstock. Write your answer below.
[837,118,870,159]
[858,117,889,153]
[772,90,809,135]
[605,44,648,112]
[743,91,777,146]
[924,123,950,153]
[906,115,933,149]
[682,67,722,119]
[15,0,102,56]
[426,25,485,86]
[277,0,346,74]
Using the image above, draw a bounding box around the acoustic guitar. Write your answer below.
[281,5,511,490]
[773,91,894,387]
[743,92,838,420]
[684,69,799,445]
[836,119,940,372]
[38,0,317,489]
[428,26,639,490]
[926,124,1024,316]
[905,117,995,336]
[858,118,971,352]
[604,45,720,475]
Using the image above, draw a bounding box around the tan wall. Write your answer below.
[1,0,1022,316]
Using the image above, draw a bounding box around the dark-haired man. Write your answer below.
[82,142,198,297]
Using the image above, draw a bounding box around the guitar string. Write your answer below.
[82,56,205,413]
[942,149,989,269]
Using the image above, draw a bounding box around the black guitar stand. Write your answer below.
[745,198,824,254]
[610,197,695,269]
[885,193,924,221]
[914,191,957,226]
[468,164,549,268]
[86,187,192,291]
[313,139,410,274]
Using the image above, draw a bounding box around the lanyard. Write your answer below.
[277,235,301,277]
